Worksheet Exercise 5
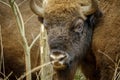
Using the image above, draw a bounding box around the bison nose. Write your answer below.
[50,50,69,70]
[50,50,68,61]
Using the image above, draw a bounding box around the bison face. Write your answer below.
[42,16,92,70]
[30,0,98,70]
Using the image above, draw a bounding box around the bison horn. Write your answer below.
[30,0,44,17]
[81,0,98,16]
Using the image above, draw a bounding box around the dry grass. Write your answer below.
[98,50,120,80]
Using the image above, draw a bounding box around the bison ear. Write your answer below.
[86,10,102,27]
[72,18,84,33]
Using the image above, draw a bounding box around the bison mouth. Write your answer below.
[51,60,67,70]
[50,50,71,70]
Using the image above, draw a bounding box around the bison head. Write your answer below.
[30,0,98,70]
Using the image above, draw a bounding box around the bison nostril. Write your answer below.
[59,55,67,61]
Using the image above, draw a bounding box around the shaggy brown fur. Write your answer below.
[92,0,120,80]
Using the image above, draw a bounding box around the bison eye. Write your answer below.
[74,23,83,33]
[73,19,84,33]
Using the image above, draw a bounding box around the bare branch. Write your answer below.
[9,1,31,80]
[17,61,53,80]
[29,34,40,50]
[24,14,35,25]
[18,0,27,6]
[4,72,13,80]
[0,0,11,7]
[0,25,5,76]
[98,50,115,64]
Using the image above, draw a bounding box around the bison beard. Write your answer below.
[42,11,101,80]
